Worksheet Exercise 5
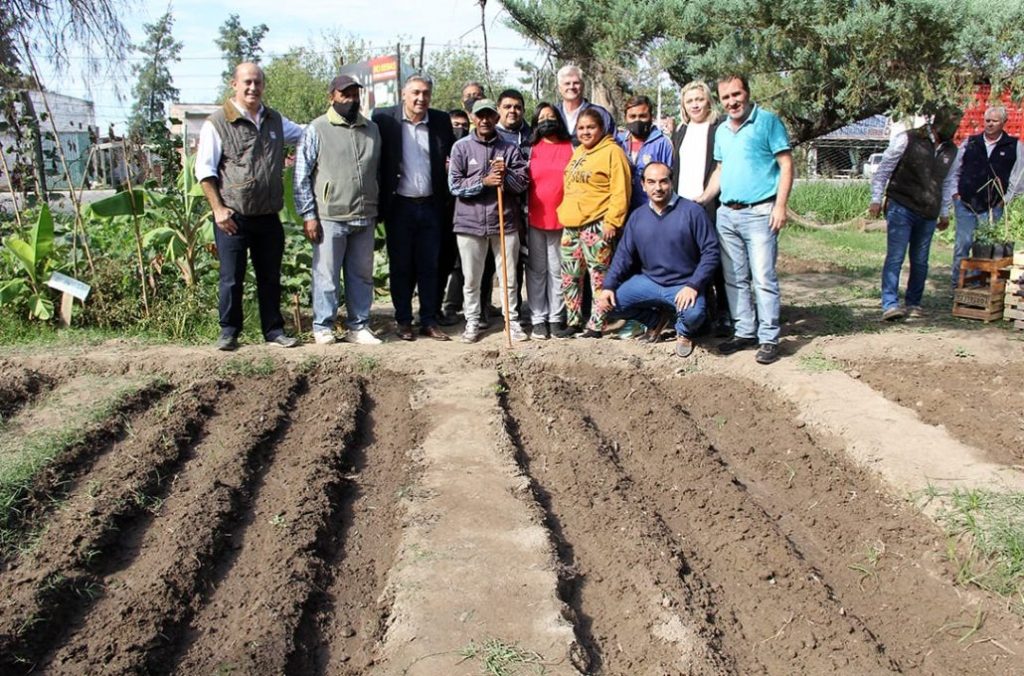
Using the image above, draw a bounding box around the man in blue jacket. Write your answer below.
[597,162,720,357]
[616,95,674,212]
[448,99,530,343]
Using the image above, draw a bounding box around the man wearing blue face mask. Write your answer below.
[616,95,674,213]
[294,75,383,346]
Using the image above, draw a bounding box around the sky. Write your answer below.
[37,0,543,133]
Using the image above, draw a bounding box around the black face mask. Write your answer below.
[463,97,478,113]
[333,100,359,122]
[536,119,561,138]
[452,126,468,140]
[626,119,653,139]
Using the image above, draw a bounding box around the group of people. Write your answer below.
[196,60,794,364]
[870,104,1024,321]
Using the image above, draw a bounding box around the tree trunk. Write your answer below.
[18,90,47,199]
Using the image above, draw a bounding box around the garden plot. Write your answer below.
[0,347,1020,675]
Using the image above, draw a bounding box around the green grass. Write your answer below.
[797,351,841,372]
[923,486,1024,614]
[789,180,872,224]
[0,380,152,550]
[215,356,278,378]
[458,638,547,675]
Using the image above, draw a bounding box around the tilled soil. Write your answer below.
[0,360,419,675]
[0,348,1021,675]
[849,359,1024,465]
[503,362,1023,675]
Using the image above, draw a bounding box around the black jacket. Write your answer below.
[671,116,723,223]
[372,105,455,221]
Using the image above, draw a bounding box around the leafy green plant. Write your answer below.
[0,204,57,320]
[139,155,214,287]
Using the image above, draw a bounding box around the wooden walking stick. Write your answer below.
[496,182,513,348]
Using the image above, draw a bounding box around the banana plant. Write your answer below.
[140,155,213,287]
[0,204,56,320]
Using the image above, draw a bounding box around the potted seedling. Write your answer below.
[972,223,997,259]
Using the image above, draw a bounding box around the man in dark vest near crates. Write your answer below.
[869,106,962,321]
[949,105,1023,287]
[196,62,305,350]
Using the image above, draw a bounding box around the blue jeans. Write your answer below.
[609,274,706,337]
[214,212,285,340]
[385,197,442,326]
[882,200,937,310]
[952,199,1003,288]
[715,202,780,344]
[312,220,375,332]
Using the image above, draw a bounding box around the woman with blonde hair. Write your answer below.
[555,107,632,338]
[671,79,732,336]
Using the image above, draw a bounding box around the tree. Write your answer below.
[129,11,182,134]
[214,14,269,85]
[3,0,132,74]
[262,32,373,123]
[500,0,1024,143]
[423,46,504,111]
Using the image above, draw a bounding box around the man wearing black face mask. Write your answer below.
[616,95,674,213]
[450,109,470,141]
[294,74,383,345]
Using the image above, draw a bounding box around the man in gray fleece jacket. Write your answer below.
[448,98,529,343]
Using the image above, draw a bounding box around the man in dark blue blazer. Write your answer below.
[373,74,456,341]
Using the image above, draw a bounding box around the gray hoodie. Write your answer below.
[448,131,528,237]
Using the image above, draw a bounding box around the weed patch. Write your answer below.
[215,357,278,378]
[797,352,840,373]
[458,638,548,675]
[789,181,871,224]
[924,486,1024,613]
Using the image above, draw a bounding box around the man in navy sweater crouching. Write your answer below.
[597,162,720,357]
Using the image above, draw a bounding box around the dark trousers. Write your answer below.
[386,196,441,327]
[214,212,286,340]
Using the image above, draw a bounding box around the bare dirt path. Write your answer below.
[369,365,577,676]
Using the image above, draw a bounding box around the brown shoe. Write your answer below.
[674,336,695,358]
[419,325,451,341]
[396,323,416,341]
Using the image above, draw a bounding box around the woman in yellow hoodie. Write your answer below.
[555,108,632,338]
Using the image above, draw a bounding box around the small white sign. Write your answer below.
[46,272,91,301]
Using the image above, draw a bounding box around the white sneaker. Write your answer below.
[461,323,480,344]
[343,327,382,345]
[313,330,336,345]
[509,323,529,342]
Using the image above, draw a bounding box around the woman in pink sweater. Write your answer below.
[526,103,574,340]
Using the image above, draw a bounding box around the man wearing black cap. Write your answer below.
[294,75,382,346]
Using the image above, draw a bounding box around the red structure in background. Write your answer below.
[955,85,1024,143]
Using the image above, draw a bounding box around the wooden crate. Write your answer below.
[1005,265,1024,325]
[1014,251,1024,265]
[954,258,1011,322]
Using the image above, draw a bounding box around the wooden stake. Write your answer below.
[497,184,512,349]
[59,291,73,327]
[0,140,24,230]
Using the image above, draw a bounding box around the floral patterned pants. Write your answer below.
[560,221,615,330]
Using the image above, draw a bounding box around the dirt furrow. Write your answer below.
[0,365,54,422]
[42,373,302,674]
[503,376,735,675]
[296,374,422,676]
[0,378,172,555]
[507,367,899,675]
[671,372,1024,674]
[0,379,225,674]
[172,371,365,675]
